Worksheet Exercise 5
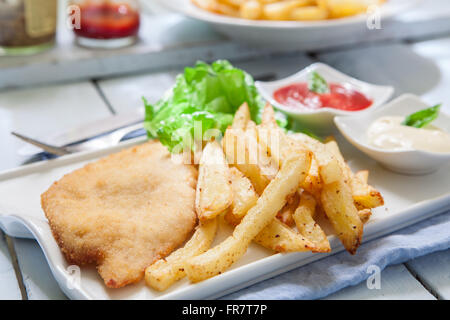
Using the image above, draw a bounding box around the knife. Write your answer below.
[17,107,145,156]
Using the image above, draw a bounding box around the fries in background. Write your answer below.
[192,0,387,21]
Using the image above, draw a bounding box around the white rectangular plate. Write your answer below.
[0,135,449,300]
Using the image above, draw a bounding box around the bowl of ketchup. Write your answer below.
[256,63,394,133]
[72,0,140,48]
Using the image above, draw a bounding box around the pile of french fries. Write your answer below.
[192,0,386,21]
[145,103,384,291]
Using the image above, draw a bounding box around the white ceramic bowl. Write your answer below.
[154,0,422,50]
[335,94,450,175]
[256,63,394,132]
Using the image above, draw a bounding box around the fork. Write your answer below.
[11,123,146,156]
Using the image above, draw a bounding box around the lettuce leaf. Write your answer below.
[143,60,322,152]
[144,60,266,152]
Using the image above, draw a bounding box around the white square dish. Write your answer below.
[0,136,449,300]
[256,63,394,132]
[335,94,450,175]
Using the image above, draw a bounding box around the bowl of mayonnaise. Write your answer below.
[334,94,450,175]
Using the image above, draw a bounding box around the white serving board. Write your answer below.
[0,136,449,300]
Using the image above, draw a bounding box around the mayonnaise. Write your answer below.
[367,116,450,153]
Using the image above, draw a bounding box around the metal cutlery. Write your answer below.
[12,123,145,156]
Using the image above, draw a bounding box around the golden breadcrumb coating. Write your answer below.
[41,141,198,288]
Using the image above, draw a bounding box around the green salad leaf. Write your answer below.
[402,104,442,128]
[144,60,322,153]
[144,60,264,152]
[308,71,329,94]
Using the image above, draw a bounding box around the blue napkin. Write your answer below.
[222,210,450,300]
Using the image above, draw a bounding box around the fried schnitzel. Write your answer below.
[41,141,198,288]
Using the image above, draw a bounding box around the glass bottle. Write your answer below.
[69,0,140,49]
[0,0,57,56]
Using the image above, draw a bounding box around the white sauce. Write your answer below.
[367,116,450,153]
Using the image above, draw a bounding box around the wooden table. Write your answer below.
[0,0,449,300]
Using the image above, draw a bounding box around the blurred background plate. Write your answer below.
[155,0,422,49]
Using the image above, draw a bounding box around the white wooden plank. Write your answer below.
[98,70,178,114]
[98,53,313,114]
[0,81,111,299]
[0,231,22,299]
[318,39,450,300]
[405,249,450,300]
[0,1,265,90]
[140,0,169,14]
[317,43,445,102]
[2,2,450,89]
[410,36,450,114]
[0,81,111,172]
[396,0,450,22]
[324,264,436,300]
[13,238,67,300]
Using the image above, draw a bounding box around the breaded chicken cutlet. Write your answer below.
[41,141,198,288]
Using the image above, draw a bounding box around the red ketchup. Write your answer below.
[74,2,140,39]
[273,83,372,111]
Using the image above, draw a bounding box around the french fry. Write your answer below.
[224,167,310,252]
[324,140,352,182]
[300,156,322,196]
[320,160,363,254]
[192,0,219,11]
[254,219,313,252]
[263,0,308,20]
[223,126,271,194]
[290,6,328,20]
[289,133,333,166]
[185,150,312,282]
[352,170,384,209]
[276,193,298,227]
[319,158,341,184]
[358,208,372,224]
[145,218,218,291]
[216,2,240,16]
[232,103,251,130]
[293,191,330,252]
[196,141,233,221]
[240,0,263,19]
[276,205,295,227]
[224,167,258,226]
[326,0,368,19]
[316,0,328,9]
[225,103,273,193]
[261,102,278,127]
[192,0,385,21]
[257,104,308,169]
[325,141,383,209]
[246,120,279,179]
[219,0,244,7]
[257,104,283,165]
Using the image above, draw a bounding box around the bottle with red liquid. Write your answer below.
[70,0,140,48]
